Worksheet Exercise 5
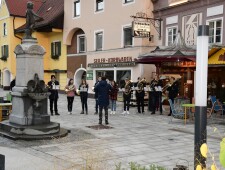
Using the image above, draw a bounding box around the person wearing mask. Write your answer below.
[94,76,101,115]
[167,77,179,116]
[122,78,132,115]
[109,80,119,114]
[47,75,60,116]
[65,79,76,115]
[79,79,89,114]
[94,76,112,125]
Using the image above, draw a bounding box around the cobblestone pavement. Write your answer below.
[0,89,225,170]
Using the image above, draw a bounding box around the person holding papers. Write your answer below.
[79,79,89,114]
[47,75,60,116]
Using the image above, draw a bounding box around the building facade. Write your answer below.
[0,0,67,90]
[152,0,225,98]
[63,0,159,90]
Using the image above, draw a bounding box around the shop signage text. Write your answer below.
[94,56,132,63]
[88,62,136,68]
[162,61,196,67]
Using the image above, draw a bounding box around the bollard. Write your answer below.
[0,154,5,170]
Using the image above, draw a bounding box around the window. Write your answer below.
[51,42,61,59]
[167,27,177,46]
[124,0,134,4]
[78,35,86,53]
[208,19,222,44]
[1,45,9,61]
[95,32,103,51]
[3,23,7,36]
[74,0,80,17]
[123,27,133,47]
[96,0,104,11]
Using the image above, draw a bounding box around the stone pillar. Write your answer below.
[9,39,49,125]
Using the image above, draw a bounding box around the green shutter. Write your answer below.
[5,45,8,57]
[51,42,54,57]
[58,42,61,56]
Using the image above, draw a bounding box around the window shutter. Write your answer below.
[58,42,61,56]
[5,45,8,57]
[51,42,54,57]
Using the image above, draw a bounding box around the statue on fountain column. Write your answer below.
[24,1,43,39]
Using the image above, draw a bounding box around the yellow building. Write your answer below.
[0,0,67,90]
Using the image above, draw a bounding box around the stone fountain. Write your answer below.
[0,2,68,139]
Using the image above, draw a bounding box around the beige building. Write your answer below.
[63,0,159,90]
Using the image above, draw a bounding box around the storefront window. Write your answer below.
[117,70,131,87]
[96,70,114,81]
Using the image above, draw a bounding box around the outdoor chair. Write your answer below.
[208,96,224,118]
[207,96,224,122]
[168,99,186,123]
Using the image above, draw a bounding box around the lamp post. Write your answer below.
[194,25,209,168]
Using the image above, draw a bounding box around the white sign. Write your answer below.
[132,21,151,37]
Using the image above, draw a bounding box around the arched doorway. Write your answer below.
[74,68,86,88]
[3,69,11,90]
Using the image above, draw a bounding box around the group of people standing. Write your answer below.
[47,74,179,125]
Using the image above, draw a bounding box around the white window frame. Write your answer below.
[95,0,104,13]
[51,41,61,58]
[3,23,7,36]
[122,0,135,6]
[94,30,104,51]
[122,24,133,48]
[73,0,81,18]
[206,17,223,44]
[77,34,86,53]
[166,26,178,46]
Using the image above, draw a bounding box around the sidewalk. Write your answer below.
[0,89,224,170]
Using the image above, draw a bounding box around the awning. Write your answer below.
[208,48,225,65]
[136,31,196,64]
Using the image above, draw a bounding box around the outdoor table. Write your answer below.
[182,103,195,125]
[0,103,12,121]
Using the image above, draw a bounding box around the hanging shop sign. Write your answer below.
[132,21,151,37]
[86,70,93,80]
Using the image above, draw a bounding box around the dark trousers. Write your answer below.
[50,98,58,114]
[169,98,174,114]
[151,92,157,113]
[123,96,131,111]
[67,96,74,112]
[137,96,144,113]
[95,98,99,113]
[99,106,108,123]
[80,95,88,112]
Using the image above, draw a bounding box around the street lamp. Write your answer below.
[194,25,209,169]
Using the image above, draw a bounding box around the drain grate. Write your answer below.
[86,124,113,130]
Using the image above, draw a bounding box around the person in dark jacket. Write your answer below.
[109,80,118,114]
[136,77,145,114]
[79,79,89,114]
[94,76,101,114]
[167,77,179,116]
[47,75,60,116]
[94,76,112,125]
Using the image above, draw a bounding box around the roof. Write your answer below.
[136,31,196,64]
[5,0,43,17]
[34,0,64,29]
[13,0,64,32]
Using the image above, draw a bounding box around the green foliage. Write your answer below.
[115,162,166,170]
[220,138,225,168]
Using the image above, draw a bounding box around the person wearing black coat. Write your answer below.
[79,79,89,114]
[94,76,101,114]
[167,77,179,116]
[47,75,60,116]
[94,76,112,125]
